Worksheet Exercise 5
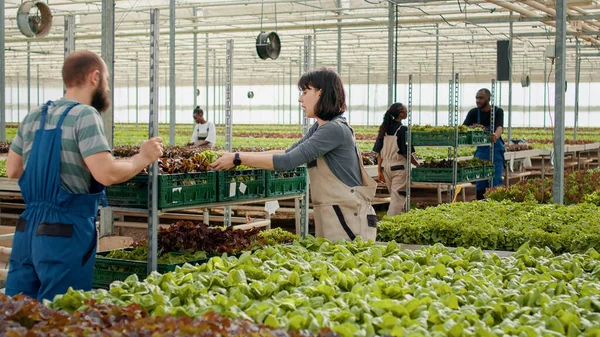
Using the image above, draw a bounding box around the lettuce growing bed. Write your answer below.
[53,238,600,337]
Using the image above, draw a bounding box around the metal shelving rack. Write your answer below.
[406,73,493,212]
[134,26,310,275]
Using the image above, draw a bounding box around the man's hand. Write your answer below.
[491,133,498,143]
[139,137,164,163]
[210,152,235,170]
[377,171,385,183]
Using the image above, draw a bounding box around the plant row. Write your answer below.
[51,238,600,336]
[485,169,600,205]
[377,200,600,254]
[0,294,336,336]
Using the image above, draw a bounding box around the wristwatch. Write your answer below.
[233,153,242,166]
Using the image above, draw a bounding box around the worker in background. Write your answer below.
[5,50,163,301]
[463,88,505,200]
[373,103,419,216]
[190,106,216,149]
[210,68,378,242]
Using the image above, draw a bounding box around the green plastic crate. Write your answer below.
[468,130,491,145]
[483,165,495,178]
[106,171,217,209]
[412,166,484,183]
[92,249,209,289]
[409,131,469,146]
[217,169,266,202]
[265,167,307,197]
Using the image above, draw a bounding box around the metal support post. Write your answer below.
[289,59,292,125]
[543,58,547,128]
[448,79,453,125]
[348,65,351,124]
[27,42,30,113]
[313,29,317,69]
[136,52,139,128]
[490,79,496,187]
[553,0,566,204]
[301,35,312,238]
[169,0,176,146]
[64,15,76,95]
[64,15,76,57]
[451,73,459,203]
[99,2,115,239]
[0,0,4,140]
[406,74,413,212]
[298,46,302,124]
[337,0,342,75]
[205,34,209,119]
[418,63,422,125]
[574,39,580,140]
[507,12,513,144]
[387,1,394,107]
[213,49,216,122]
[36,65,39,106]
[224,40,234,227]
[101,0,115,148]
[17,75,20,122]
[147,9,160,274]
[367,55,370,126]
[435,24,439,126]
[193,9,198,109]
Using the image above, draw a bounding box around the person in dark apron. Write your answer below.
[210,68,377,241]
[5,50,163,301]
[463,88,505,200]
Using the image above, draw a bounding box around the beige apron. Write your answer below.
[194,124,212,149]
[308,119,378,242]
[381,127,408,216]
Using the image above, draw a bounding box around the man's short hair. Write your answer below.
[62,51,105,88]
[477,88,491,97]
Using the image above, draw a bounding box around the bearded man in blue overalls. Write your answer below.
[462,88,505,200]
[5,50,164,301]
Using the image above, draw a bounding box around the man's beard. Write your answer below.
[91,86,110,112]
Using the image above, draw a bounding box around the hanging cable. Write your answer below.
[394,3,399,101]
[260,0,264,32]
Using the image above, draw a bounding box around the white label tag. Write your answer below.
[239,182,247,194]
[229,182,236,197]
[264,200,280,215]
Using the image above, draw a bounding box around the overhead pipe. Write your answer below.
[517,0,600,46]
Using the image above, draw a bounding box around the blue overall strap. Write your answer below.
[55,102,81,129]
[477,108,480,125]
[38,101,54,131]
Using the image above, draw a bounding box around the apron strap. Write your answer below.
[393,124,404,137]
[56,102,81,129]
[38,101,54,131]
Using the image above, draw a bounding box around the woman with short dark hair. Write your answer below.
[211,68,378,242]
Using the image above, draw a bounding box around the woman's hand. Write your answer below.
[210,152,235,170]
